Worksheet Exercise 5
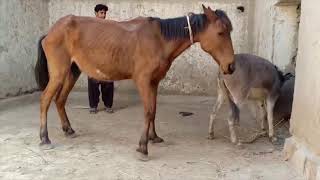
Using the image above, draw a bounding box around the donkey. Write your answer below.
[34,5,235,159]
[208,53,285,144]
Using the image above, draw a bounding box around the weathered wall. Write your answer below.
[289,0,320,156]
[283,0,320,179]
[0,0,49,98]
[48,0,250,95]
[249,0,299,71]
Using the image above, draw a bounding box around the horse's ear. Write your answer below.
[202,5,217,21]
[202,4,209,14]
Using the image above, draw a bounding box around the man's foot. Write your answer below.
[89,107,98,114]
[105,107,114,113]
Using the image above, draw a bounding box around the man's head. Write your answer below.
[94,4,108,19]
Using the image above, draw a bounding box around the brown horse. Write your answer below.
[34,5,235,158]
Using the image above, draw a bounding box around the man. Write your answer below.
[88,4,114,114]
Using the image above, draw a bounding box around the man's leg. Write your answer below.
[88,78,100,113]
[101,81,114,113]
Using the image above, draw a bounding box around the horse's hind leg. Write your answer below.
[40,81,64,145]
[55,64,81,137]
[39,47,70,146]
[208,78,225,139]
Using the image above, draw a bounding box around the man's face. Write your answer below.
[95,10,106,19]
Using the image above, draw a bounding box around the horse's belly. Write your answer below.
[248,88,268,100]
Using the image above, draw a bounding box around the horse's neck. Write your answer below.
[166,39,193,62]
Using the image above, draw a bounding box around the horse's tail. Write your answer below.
[34,35,49,91]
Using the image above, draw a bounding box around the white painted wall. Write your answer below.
[0,0,48,98]
[249,0,299,71]
[290,0,320,155]
[283,0,320,178]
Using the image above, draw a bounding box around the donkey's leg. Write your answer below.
[266,93,279,142]
[227,98,240,144]
[135,78,158,157]
[208,78,225,139]
[54,65,81,137]
[257,101,267,131]
[148,81,163,143]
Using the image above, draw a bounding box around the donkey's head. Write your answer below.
[197,5,235,74]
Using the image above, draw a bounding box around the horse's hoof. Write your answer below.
[135,152,149,161]
[63,126,75,134]
[39,138,51,145]
[136,148,149,161]
[136,147,148,154]
[151,137,164,144]
[65,132,78,138]
[39,139,54,150]
[40,144,54,150]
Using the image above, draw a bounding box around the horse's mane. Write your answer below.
[149,10,232,40]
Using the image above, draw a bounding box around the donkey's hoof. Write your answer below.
[236,142,244,149]
[151,137,164,144]
[207,133,215,140]
[269,136,278,143]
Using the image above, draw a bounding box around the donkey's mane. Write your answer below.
[149,9,232,40]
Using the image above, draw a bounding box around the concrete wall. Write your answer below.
[283,0,320,179]
[249,0,299,71]
[0,0,49,98]
[48,0,250,95]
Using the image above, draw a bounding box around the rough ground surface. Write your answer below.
[0,92,302,180]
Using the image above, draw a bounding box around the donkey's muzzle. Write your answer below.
[227,62,235,74]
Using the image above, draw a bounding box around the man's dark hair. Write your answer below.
[94,4,108,12]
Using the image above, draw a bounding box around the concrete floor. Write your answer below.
[0,92,303,180]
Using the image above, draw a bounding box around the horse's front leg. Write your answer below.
[148,81,164,143]
[135,78,161,159]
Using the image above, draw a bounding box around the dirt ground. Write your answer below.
[0,91,303,180]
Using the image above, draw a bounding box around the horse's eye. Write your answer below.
[218,32,224,36]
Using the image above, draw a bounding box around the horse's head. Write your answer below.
[197,5,235,74]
